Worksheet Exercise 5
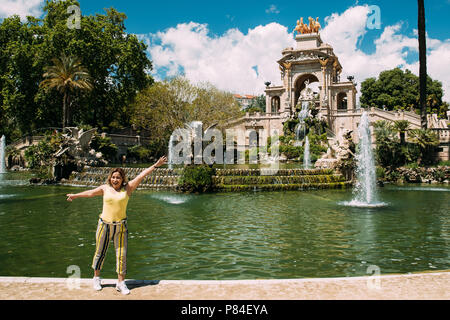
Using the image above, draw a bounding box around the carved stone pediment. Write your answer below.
[288,52,321,62]
[279,51,331,67]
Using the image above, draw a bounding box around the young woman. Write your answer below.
[66,156,167,294]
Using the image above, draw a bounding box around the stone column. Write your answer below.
[347,91,353,111]
[266,94,271,113]
[319,58,329,107]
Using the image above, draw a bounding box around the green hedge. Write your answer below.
[178,165,215,193]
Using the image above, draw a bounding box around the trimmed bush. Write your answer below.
[178,165,215,193]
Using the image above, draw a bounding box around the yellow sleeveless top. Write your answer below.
[100,187,129,223]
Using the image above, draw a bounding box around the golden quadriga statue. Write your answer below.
[293,17,321,34]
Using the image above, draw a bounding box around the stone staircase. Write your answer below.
[63,167,182,190]
[212,168,351,191]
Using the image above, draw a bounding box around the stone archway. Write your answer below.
[271,96,281,113]
[337,92,348,110]
[293,73,320,107]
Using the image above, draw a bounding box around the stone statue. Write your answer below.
[314,129,355,170]
[54,127,107,169]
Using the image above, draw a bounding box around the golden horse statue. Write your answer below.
[294,17,321,34]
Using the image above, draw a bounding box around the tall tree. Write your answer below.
[130,77,242,152]
[360,68,447,118]
[40,54,93,128]
[418,0,427,129]
[0,0,153,141]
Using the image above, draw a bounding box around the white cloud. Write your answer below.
[0,0,43,20]
[143,22,294,95]
[265,5,280,14]
[142,5,450,102]
[320,5,450,102]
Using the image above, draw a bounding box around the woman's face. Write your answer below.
[110,172,123,189]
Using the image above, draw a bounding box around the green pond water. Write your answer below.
[0,172,449,280]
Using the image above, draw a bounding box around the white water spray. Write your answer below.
[303,136,311,169]
[295,102,309,141]
[343,112,386,207]
[0,135,6,173]
[168,134,174,170]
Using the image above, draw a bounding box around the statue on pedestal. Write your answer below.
[293,17,321,35]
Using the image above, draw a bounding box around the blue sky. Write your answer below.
[1,0,449,100]
[76,0,449,52]
[76,0,449,39]
[75,0,450,100]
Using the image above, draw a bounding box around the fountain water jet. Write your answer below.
[0,135,6,173]
[303,136,311,169]
[168,134,175,170]
[295,102,309,142]
[342,112,386,207]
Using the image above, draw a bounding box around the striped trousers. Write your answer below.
[92,218,128,275]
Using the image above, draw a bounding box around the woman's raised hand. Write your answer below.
[66,194,75,202]
[154,156,167,168]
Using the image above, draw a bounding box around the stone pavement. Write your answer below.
[0,271,449,300]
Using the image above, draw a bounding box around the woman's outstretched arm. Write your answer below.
[127,156,167,194]
[66,185,104,202]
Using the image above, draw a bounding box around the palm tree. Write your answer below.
[408,128,439,164]
[418,0,427,129]
[408,129,439,149]
[393,120,410,145]
[40,54,93,128]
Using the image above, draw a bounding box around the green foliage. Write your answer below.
[126,145,151,162]
[279,113,328,161]
[408,129,440,149]
[386,170,401,182]
[283,119,300,136]
[126,143,164,162]
[373,120,405,168]
[178,165,215,193]
[243,94,266,113]
[244,106,265,114]
[304,118,328,135]
[244,147,260,162]
[130,76,242,157]
[404,162,419,169]
[90,135,118,161]
[432,168,446,182]
[279,133,294,144]
[408,129,440,165]
[393,120,410,144]
[279,144,303,159]
[376,166,386,179]
[0,0,153,141]
[40,54,93,128]
[373,120,440,167]
[360,68,448,119]
[24,132,64,170]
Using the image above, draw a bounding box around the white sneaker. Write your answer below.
[93,276,102,291]
[116,281,130,295]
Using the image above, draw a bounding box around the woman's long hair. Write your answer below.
[106,168,128,189]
